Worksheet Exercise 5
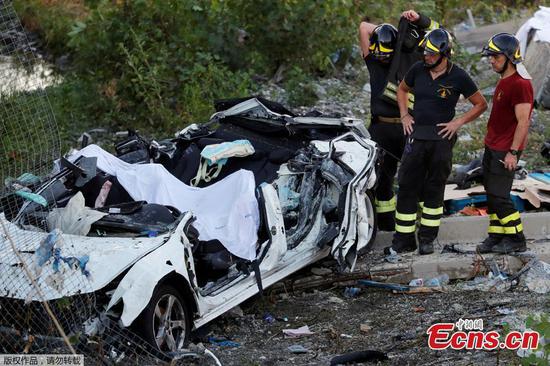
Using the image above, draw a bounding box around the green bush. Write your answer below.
[0,88,61,185]
[521,313,550,366]
[11,0,544,140]
[222,0,361,75]
[284,66,318,107]
[14,0,89,58]
[55,1,253,133]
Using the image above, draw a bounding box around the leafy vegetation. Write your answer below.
[6,0,447,138]
[523,313,550,366]
[7,0,550,151]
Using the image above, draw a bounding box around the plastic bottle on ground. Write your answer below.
[426,274,450,287]
[408,278,424,287]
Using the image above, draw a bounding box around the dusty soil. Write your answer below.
[185,254,549,366]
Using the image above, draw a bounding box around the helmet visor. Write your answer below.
[481,46,500,57]
[423,48,439,56]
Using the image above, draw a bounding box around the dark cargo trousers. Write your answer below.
[392,137,455,248]
[482,147,524,242]
[368,120,406,231]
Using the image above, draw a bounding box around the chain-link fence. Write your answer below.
[0,1,208,364]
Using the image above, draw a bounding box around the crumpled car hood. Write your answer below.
[0,213,169,301]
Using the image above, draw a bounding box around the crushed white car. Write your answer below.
[0,97,380,352]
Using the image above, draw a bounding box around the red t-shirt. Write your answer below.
[484,72,533,151]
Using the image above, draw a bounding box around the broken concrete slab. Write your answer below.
[437,212,550,244]
[524,40,550,108]
[365,241,550,284]
[372,211,550,251]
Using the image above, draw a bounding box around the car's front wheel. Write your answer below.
[133,284,190,352]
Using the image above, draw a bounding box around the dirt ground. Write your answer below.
[183,253,549,366]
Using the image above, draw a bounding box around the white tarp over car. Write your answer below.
[71,144,260,261]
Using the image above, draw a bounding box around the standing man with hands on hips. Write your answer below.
[386,28,488,256]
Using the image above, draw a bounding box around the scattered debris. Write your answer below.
[441,244,476,254]
[208,336,240,348]
[282,325,314,338]
[459,273,510,292]
[426,274,449,287]
[360,324,372,333]
[327,296,345,305]
[385,248,400,263]
[109,347,125,364]
[287,344,308,354]
[358,280,445,294]
[343,287,361,298]
[524,260,550,294]
[358,280,409,292]
[459,206,487,216]
[496,308,516,315]
[204,348,223,366]
[83,314,110,337]
[408,278,424,287]
[263,313,275,324]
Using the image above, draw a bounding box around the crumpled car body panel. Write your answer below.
[0,97,380,338]
[0,213,171,300]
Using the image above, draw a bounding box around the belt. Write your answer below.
[377,116,402,124]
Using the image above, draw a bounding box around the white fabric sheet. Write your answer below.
[47,192,107,236]
[71,144,260,261]
[516,6,550,56]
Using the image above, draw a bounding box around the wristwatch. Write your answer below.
[509,149,519,156]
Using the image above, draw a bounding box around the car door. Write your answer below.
[324,132,379,271]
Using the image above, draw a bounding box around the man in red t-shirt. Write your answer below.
[478,33,534,253]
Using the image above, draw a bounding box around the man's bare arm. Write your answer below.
[359,21,377,58]
[502,102,531,171]
[510,103,531,151]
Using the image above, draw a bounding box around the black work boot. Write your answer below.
[418,242,434,255]
[476,235,503,253]
[491,234,527,254]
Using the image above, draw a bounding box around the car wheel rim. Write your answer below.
[152,294,186,351]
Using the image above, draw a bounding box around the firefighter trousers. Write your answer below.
[393,137,455,248]
[482,147,525,242]
[368,120,405,231]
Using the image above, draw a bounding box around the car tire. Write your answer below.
[132,284,190,353]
